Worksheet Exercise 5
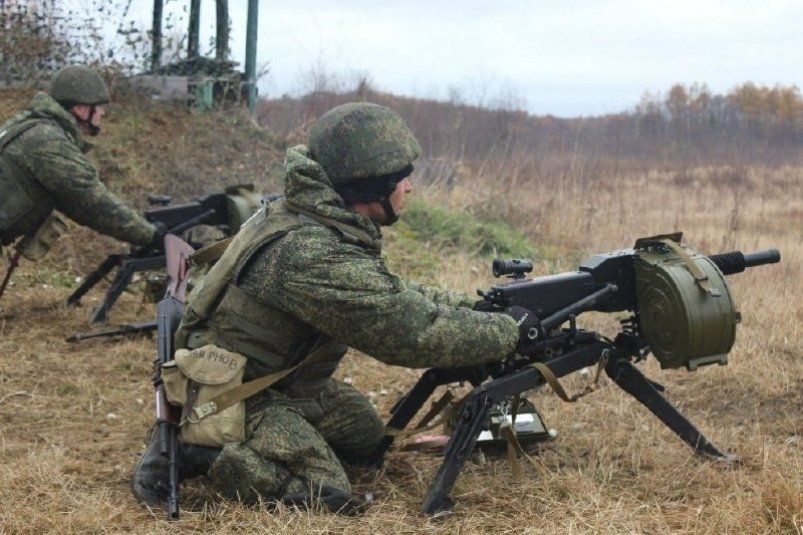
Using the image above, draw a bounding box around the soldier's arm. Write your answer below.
[266,228,518,369]
[404,281,475,308]
[28,126,156,247]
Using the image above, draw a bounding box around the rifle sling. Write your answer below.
[184,339,336,424]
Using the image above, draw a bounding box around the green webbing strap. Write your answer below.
[657,238,714,294]
[183,339,336,424]
[189,202,382,266]
[0,118,44,150]
[415,390,455,430]
[385,390,471,441]
[287,203,382,250]
[531,354,608,403]
[190,237,233,267]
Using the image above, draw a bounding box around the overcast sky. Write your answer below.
[165,0,802,117]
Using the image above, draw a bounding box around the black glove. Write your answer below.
[148,221,168,250]
[504,305,543,355]
[472,298,497,312]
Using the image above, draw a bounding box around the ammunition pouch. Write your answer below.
[635,235,739,371]
[162,344,247,447]
[15,213,69,261]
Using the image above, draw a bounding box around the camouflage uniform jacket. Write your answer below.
[0,92,154,246]
[178,145,519,397]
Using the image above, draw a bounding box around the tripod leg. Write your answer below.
[606,357,737,462]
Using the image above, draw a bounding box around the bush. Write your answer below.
[397,197,536,258]
[383,197,537,281]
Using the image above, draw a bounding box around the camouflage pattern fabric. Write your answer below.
[0,92,155,247]
[188,145,519,501]
[308,102,421,184]
[236,146,519,370]
[207,378,383,501]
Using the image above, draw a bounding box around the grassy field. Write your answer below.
[0,91,800,534]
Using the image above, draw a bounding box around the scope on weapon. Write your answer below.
[492,258,533,278]
[148,194,173,206]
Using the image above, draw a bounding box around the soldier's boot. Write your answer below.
[131,429,170,506]
[278,475,370,516]
[182,443,221,479]
[131,429,220,506]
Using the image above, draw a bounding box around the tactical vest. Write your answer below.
[176,199,380,395]
[0,117,51,245]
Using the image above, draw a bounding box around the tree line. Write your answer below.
[257,80,803,172]
[5,2,801,167]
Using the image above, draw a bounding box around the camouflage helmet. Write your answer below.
[50,66,111,106]
[308,102,421,185]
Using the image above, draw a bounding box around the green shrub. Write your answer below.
[397,198,536,258]
[383,198,537,280]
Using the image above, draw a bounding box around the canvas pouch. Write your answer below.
[162,344,247,447]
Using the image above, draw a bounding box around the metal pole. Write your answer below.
[188,0,201,60]
[215,0,230,62]
[151,0,163,71]
[245,0,259,116]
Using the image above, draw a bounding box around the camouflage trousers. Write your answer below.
[206,378,385,502]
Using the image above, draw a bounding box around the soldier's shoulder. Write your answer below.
[17,117,72,146]
[278,223,342,256]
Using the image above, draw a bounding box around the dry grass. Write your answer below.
[0,92,800,534]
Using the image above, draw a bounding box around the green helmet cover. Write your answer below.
[308,102,421,185]
[50,66,111,106]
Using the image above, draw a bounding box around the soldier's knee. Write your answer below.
[207,443,286,502]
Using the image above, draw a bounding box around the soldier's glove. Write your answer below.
[504,305,544,356]
[472,298,496,312]
[148,221,168,251]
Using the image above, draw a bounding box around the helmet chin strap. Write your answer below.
[76,105,101,136]
[379,198,398,226]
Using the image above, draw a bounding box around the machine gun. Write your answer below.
[66,184,262,325]
[375,233,780,514]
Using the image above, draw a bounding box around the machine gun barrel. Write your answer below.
[709,248,780,275]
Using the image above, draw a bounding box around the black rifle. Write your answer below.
[66,187,258,324]
[65,320,157,343]
[153,234,194,519]
[375,234,780,514]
